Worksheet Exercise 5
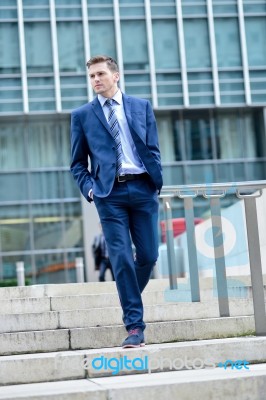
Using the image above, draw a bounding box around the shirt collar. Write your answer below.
[98,89,122,107]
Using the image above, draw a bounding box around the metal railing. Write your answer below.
[160,180,266,336]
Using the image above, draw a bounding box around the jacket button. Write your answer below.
[112,147,115,150]
[112,163,115,166]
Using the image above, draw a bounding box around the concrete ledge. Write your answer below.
[1,275,265,299]
[0,364,266,399]
[0,298,51,315]
[1,337,266,385]
[0,299,255,333]
[0,316,255,356]
[0,286,46,300]
[59,300,255,329]
[0,330,70,356]
[70,316,255,349]
[0,287,261,314]
[0,351,86,386]
[0,311,59,334]
[91,364,266,400]
[0,282,118,300]
[0,379,106,400]
[51,288,263,311]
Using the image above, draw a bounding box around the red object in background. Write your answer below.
[160,218,204,243]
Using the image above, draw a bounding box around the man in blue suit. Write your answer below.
[70,55,163,348]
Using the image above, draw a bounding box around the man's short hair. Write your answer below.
[86,55,119,72]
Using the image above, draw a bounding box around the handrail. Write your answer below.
[159,180,266,336]
[161,180,266,191]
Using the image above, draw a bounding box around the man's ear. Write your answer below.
[114,72,120,83]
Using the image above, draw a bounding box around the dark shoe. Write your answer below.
[122,328,145,348]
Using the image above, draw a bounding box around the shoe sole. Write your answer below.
[122,343,145,349]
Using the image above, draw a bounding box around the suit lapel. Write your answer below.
[122,94,145,145]
[91,97,112,134]
[122,94,132,127]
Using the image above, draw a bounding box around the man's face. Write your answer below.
[88,62,119,98]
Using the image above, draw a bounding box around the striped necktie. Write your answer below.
[105,99,123,176]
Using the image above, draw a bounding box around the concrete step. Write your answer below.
[0,291,162,314]
[1,285,263,315]
[0,297,51,315]
[0,280,170,300]
[0,363,265,399]
[1,337,266,385]
[0,379,104,400]
[0,281,117,300]
[1,275,264,300]
[0,329,70,356]
[0,316,255,356]
[0,299,255,333]
[90,364,266,400]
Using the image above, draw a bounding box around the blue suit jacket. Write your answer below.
[70,94,163,202]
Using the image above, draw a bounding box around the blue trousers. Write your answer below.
[93,177,159,332]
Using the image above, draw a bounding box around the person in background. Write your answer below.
[92,227,114,282]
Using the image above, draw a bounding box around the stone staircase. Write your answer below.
[0,278,266,399]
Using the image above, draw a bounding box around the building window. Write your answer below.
[25,22,53,73]
[184,19,211,69]
[215,18,242,68]
[183,19,213,105]
[0,22,22,113]
[89,21,116,59]
[121,20,149,71]
[0,117,83,284]
[214,109,264,160]
[157,108,265,186]
[245,17,266,103]
[57,21,87,110]
[0,23,20,74]
[152,20,180,69]
[183,112,212,161]
[57,22,84,73]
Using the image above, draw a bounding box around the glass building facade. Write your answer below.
[0,0,266,283]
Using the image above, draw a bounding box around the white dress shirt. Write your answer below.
[98,90,146,175]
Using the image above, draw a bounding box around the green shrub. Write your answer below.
[0,278,31,287]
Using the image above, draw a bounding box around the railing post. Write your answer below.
[208,195,230,317]
[163,197,178,290]
[183,196,200,302]
[16,261,25,286]
[75,257,85,283]
[241,192,266,335]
